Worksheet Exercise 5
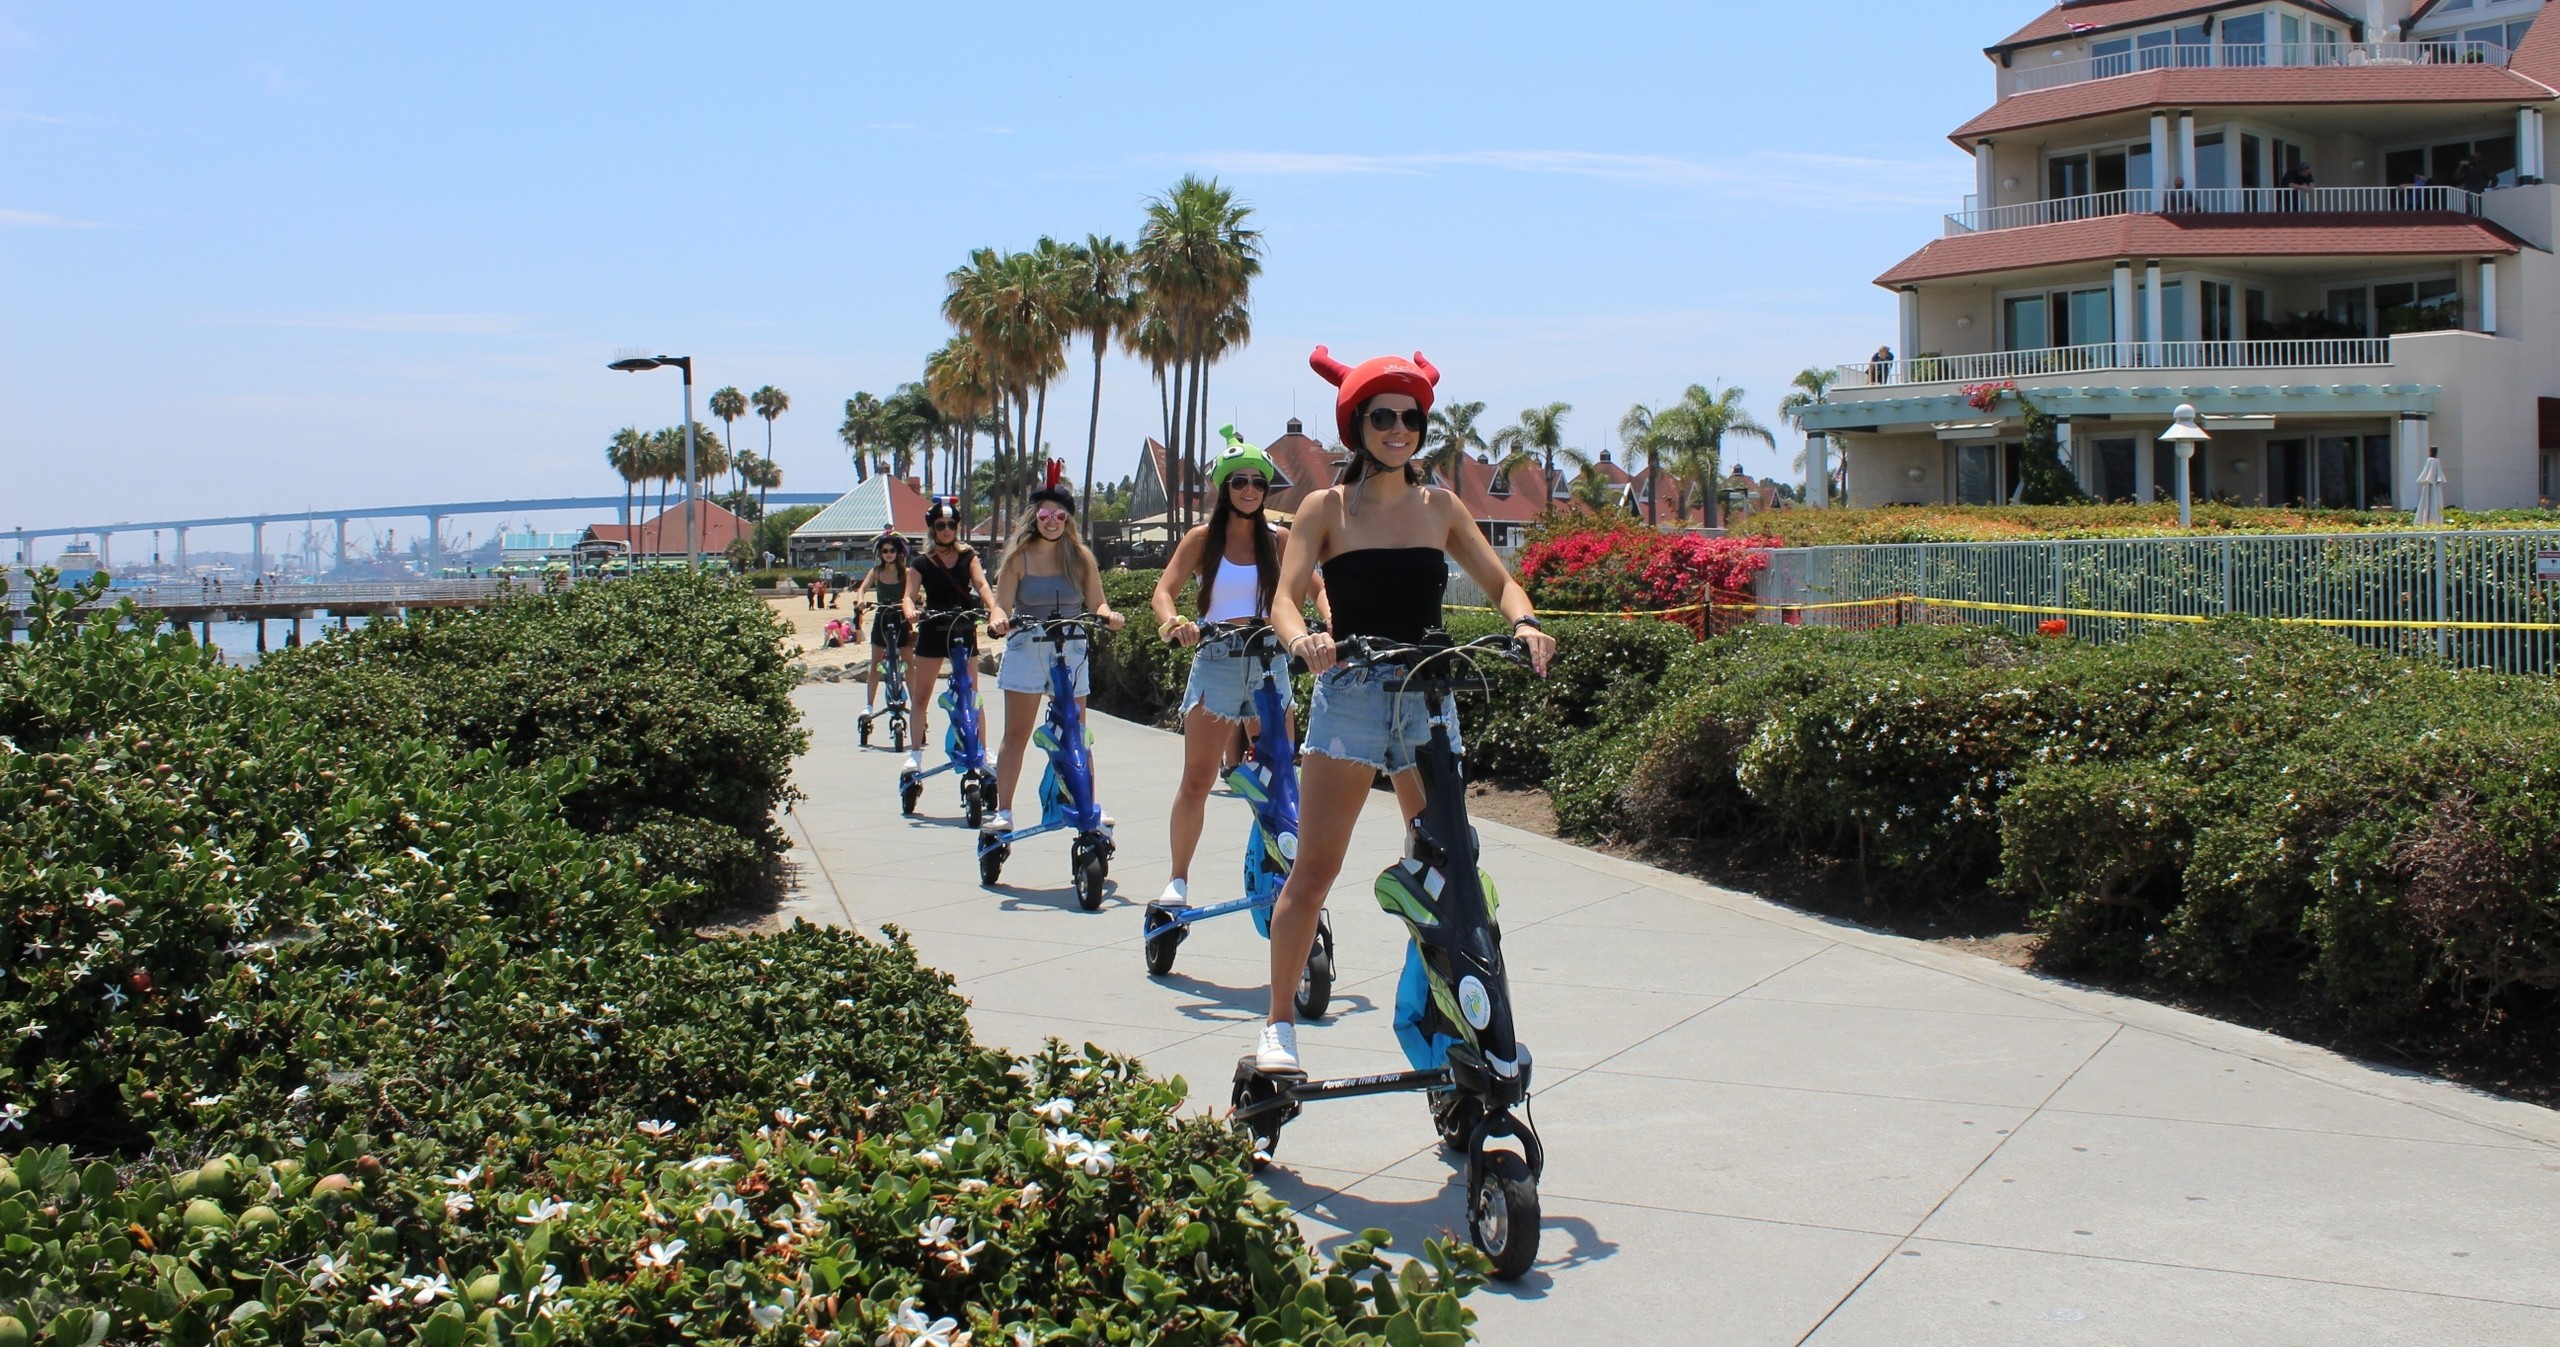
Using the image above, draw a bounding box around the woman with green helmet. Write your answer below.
[1147,426,1329,911]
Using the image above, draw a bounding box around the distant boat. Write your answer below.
[52,540,108,586]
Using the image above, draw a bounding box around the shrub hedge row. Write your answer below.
[1,573,1483,1345]
[1087,566,2560,1033]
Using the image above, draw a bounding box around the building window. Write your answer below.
[2327,276,2460,336]
[2094,438,2138,502]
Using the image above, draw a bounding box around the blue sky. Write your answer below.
[3,1,2031,550]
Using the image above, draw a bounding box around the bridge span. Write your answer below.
[10,492,842,573]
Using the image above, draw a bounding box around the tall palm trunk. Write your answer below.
[1182,347,1206,528]
[1082,333,1107,535]
[1162,354,1187,525]
[1031,380,1049,483]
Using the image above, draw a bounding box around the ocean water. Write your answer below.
[5,615,373,668]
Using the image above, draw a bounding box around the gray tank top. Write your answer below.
[1014,570,1081,622]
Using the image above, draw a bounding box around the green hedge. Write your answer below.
[0,572,1486,1345]
[259,571,807,918]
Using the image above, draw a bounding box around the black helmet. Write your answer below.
[923,497,959,529]
[875,530,908,556]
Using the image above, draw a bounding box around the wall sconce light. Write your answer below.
[2351,158,2366,171]
[1955,314,1974,331]
[2002,176,2019,190]
[1906,466,1926,483]
[2233,458,2251,472]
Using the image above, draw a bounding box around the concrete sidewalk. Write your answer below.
[780,682,2560,1345]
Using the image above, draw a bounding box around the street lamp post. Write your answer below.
[609,353,700,568]
[2158,403,2211,529]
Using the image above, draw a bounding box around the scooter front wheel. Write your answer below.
[1294,910,1336,1021]
[1142,906,1185,975]
[978,839,1007,887]
[1469,1149,1541,1280]
[1072,838,1109,913]
[1230,1066,1292,1171]
[858,716,873,747]
[890,716,907,753]
[964,786,986,830]
[899,780,922,816]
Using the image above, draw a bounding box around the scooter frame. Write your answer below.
[1140,620,1336,1019]
[858,613,912,753]
[976,613,1115,911]
[898,609,996,827]
[1229,632,1546,1280]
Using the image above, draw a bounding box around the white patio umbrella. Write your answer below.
[2413,455,2447,526]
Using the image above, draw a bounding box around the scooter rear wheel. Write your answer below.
[1294,910,1336,1021]
[899,778,922,816]
[1142,907,1184,975]
[858,716,872,747]
[890,717,906,753]
[964,785,986,830]
[978,840,1006,887]
[1073,840,1108,913]
[1469,1149,1541,1280]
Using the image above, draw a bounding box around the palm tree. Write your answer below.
[744,452,783,515]
[606,427,648,530]
[1063,233,1136,532]
[881,383,940,482]
[1619,404,1671,528]
[1493,402,1572,502]
[1657,384,1773,527]
[839,392,884,482]
[1425,400,1490,487]
[1550,447,1621,512]
[925,337,995,516]
[1137,175,1262,528]
[1776,367,1840,504]
[708,386,747,496]
[751,384,790,494]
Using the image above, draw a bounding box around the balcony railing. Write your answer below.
[1943,185,2483,234]
[1832,338,2392,389]
[2007,41,2509,95]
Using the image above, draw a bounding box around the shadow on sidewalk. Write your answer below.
[1149,972,1378,1025]
[1270,1166,1619,1297]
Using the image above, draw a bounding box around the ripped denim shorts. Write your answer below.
[1178,634,1295,723]
[1302,663,1460,775]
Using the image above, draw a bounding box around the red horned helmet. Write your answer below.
[1028,456,1075,512]
[1309,345,1441,447]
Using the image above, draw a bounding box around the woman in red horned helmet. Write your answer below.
[1251,347,1556,1076]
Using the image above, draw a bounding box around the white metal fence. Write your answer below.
[1833,338,2392,388]
[1754,531,2560,675]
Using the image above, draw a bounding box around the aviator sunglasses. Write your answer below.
[1225,474,1269,491]
[1364,407,1428,433]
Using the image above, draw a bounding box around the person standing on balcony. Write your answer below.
[2281,159,2315,210]
[2459,157,2489,197]
[1870,344,1894,385]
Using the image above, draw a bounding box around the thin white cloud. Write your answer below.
[1173,147,1959,210]
[0,207,103,227]
[249,312,525,335]
[2,109,71,124]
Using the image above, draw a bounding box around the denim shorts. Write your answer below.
[1304,664,1460,775]
[1179,636,1295,723]
[999,628,1090,698]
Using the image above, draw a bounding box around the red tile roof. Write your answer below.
[1951,63,2555,142]
[1992,1,2359,54]
[584,500,752,558]
[1876,211,2524,286]
[2515,9,2560,90]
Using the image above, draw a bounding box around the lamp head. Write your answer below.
[2157,403,2212,453]
[608,357,662,373]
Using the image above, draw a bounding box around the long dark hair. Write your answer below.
[1198,480,1278,616]
[1336,396,1427,488]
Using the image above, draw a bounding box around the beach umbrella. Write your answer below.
[2413,455,2447,526]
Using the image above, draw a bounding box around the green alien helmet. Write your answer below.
[1210,425,1279,494]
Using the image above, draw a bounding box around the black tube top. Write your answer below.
[1320,547,1448,645]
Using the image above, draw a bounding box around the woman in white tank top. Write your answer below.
[1146,427,1330,909]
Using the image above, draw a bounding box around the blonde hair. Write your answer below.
[1001,507,1098,598]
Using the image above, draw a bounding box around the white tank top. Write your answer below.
[1199,536,1268,623]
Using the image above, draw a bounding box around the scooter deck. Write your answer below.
[1145,892,1271,931]
[1230,1057,1452,1122]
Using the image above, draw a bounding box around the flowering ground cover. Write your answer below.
[0,572,1483,1346]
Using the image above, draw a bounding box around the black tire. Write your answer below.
[1469,1149,1541,1280]
[890,718,906,753]
[964,786,986,830]
[1230,1071,1289,1170]
[1143,908,1184,976]
[1428,1089,1483,1152]
[1073,840,1108,912]
[858,716,872,747]
[1294,911,1336,1021]
[978,843,1005,887]
[899,780,922,816]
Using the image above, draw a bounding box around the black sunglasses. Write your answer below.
[1226,475,1269,491]
[1365,407,1428,432]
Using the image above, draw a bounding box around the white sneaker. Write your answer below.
[1155,878,1189,908]
[988,809,1013,832]
[903,749,922,772]
[1255,1021,1302,1074]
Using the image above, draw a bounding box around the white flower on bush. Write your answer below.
[287,826,311,853]
[879,1299,969,1347]
[443,1191,476,1218]
[1063,1136,1115,1177]
[916,1215,961,1250]
[13,1022,41,1041]
[774,1107,804,1128]
[635,1239,688,1270]
[911,1145,946,1169]
[0,1102,28,1133]
[528,1265,564,1307]
[191,1094,224,1109]
[698,1191,751,1224]
[286,1085,311,1104]
[1033,1098,1074,1124]
[366,1283,402,1310]
[81,887,115,909]
[99,985,129,1011]
[681,1153,735,1172]
[307,1253,346,1288]
[793,1069,819,1090]
[956,1178,989,1194]
[405,846,432,863]
[518,1198,573,1225]
[1040,1126,1078,1154]
[400,1272,455,1306]
[444,1165,483,1188]
[637,1119,677,1139]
